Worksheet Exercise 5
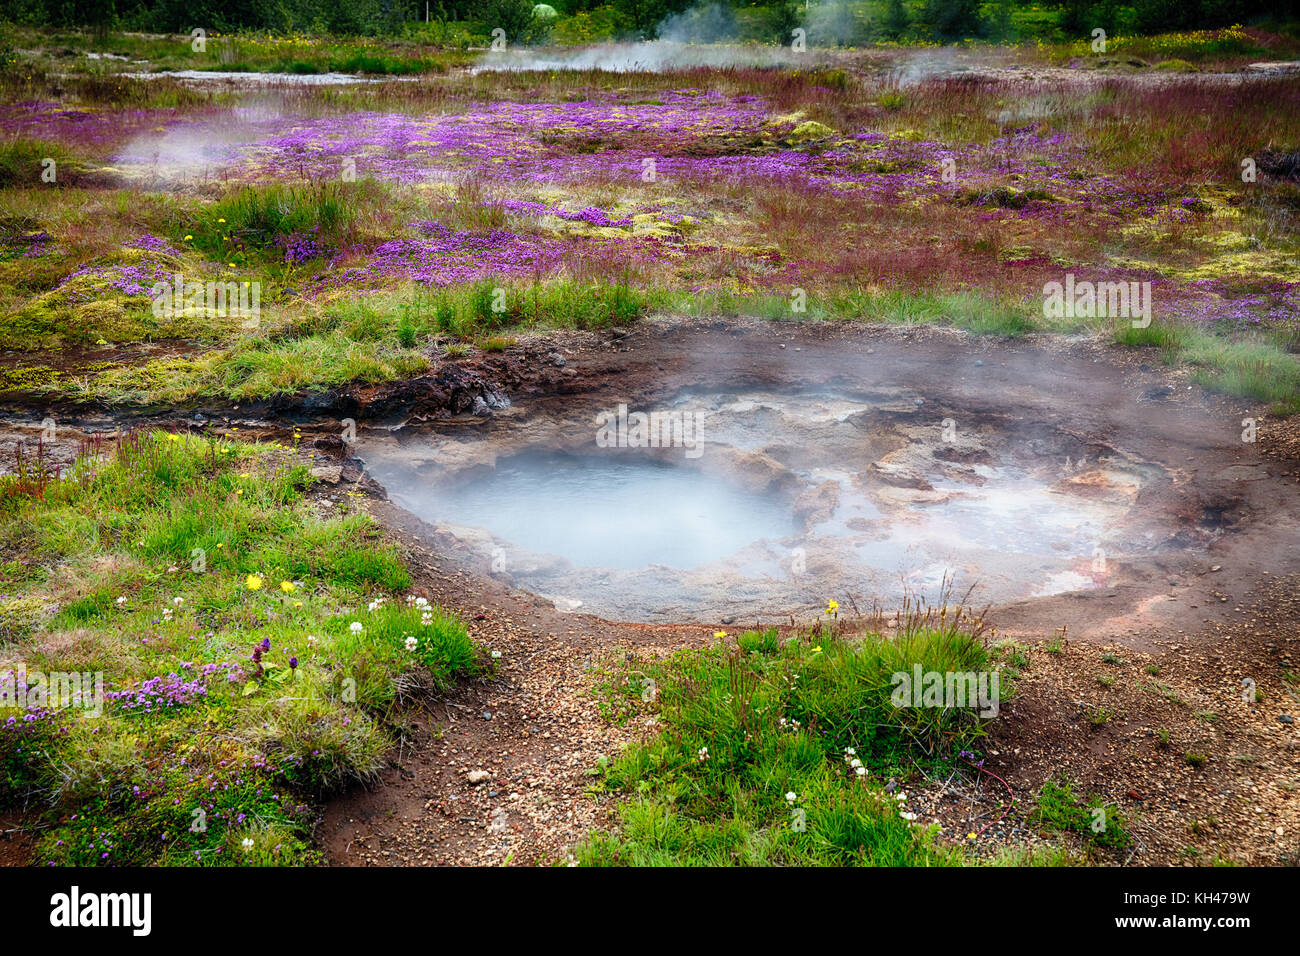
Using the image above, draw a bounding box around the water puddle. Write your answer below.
[359,389,1201,622]
[377,450,795,571]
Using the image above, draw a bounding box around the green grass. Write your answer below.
[0,430,484,865]
[1030,779,1130,852]
[578,619,1011,866]
[65,333,431,404]
[0,138,76,189]
[671,288,1037,338]
[179,181,359,264]
[1113,320,1300,414]
[51,281,664,404]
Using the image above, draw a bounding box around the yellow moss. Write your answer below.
[0,596,45,640]
[1108,249,1299,281]
[787,121,836,143]
[763,111,807,128]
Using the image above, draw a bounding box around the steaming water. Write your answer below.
[378,451,795,570]
[360,388,1191,622]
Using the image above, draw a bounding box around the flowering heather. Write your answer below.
[284,231,323,264]
[126,234,184,257]
[1170,281,1300,337]
[500,200,632,228]
[242,92,771,183]
[327,220,569,290]
[0,101,169,152]
[106,673,207,715]
[58,258,173,301]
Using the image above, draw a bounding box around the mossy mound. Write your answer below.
[0,247,248,348]
[0,596,46,641]
[788,121,836,144]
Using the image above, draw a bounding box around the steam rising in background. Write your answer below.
[476,2,806,72]
[113,102,285,184]
[473,1,972,75]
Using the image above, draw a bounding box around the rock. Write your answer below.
[547,351,566,367]
[1280,715,1295,725]
[310,465,343,483]
[467,769,492,784]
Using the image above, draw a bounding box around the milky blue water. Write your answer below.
[387,450,797,570]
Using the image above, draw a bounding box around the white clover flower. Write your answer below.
[850,758,862,769]
[115,596,126,605]
[896,792,907,802]
[855,766,867,776]
[415,597,429,608]
[349,622,363,633]
[785,792,797,803]
[306,635,318,647]
[490,650,501,659]
[900,811,917,822]
[172,597,184,606]
[241,837,254,850]
[404,635,417,652]
[697,747,709,761]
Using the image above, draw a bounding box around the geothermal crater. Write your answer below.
[355,330,1256,626]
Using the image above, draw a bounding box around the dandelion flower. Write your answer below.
[279,580,295,593]
[245,574,263,590]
